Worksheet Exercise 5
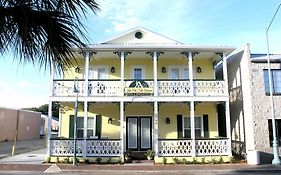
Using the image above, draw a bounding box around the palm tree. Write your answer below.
[0,0,99,73]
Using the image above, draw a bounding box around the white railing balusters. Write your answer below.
[50,139,121,157]
[158,139,229,156]
[89,80,122,96]
[158,81,191,96]
[195,81,225,96]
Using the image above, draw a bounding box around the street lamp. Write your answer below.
[266,2,281,165]
[73,77,79,166]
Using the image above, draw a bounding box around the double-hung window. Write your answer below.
[76,117,96,139]
[183,116,203,138]
[268,119,281,146]
[264,69,281,94]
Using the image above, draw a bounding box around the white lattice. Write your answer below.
[158,140,193,156]
[53,80,85,96]
[158,81,191,96]
[195,81,225,96]
[87,140,121,156]
[89,81,122,96]
[50,139,84,156]
[196,139,229,156]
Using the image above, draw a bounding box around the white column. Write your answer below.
[120,102,124,155]
[222,52,232,156]
[153,102,159,156]
[153,52,158,96]
[190,101,195,157]
[83,51,90,157]
[188,52,194,96]
[84,51,90,95]
[47,61,54,157]
[120,51,125,96]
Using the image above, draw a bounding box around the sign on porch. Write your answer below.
[125,80,153,95]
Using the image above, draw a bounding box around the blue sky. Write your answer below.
[1,0,281,108]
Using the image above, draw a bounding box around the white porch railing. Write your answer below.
[158,80,191,96]
[195,81,226,96]
[196,139,229,156]
[51,79,226,97]
[53,80,85,96]
[89,80,122,96]
[50,139,121,157]
[158,139,193,156]
[158,138,230,156]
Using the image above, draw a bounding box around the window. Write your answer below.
[76,117,96,139]
[268,119,281,146]
[98,68,107,79]
[169,66,190,79]
[134,68,142,80]
[264,69,281,94]
[183,117,203,138]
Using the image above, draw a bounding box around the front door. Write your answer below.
[126,117,152,151]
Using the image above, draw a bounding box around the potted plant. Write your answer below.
[145,149,154,160]
[124,150,132,162]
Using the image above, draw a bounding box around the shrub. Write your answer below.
[162,157,167,164]
[201,157,206,164]
[182,158,188,164]
[172,157,179,164]
[96,157,102,164]
[218,156,223,164]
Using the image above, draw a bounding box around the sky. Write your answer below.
[1,0,281,109]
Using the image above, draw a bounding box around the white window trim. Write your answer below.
[182,116,204,138]
[130,65,146,79]
[76,116,96,139]
[93,65,109,79]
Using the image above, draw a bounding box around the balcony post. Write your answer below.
[222,52,232,155]
[84,51,90,96]
[153,52,158,96]
[153,101,159,156]
[120,101,124,156]
[120,52,125,96]
[188,52,194,96]
[190,101,196,157]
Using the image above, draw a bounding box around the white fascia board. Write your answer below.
[50,96,229,102]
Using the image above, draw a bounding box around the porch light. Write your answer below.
[162,66,166,73]
[197,67,202,73]
[108,117,113,124]
[75,67,80,73]
[111,66,115,73]
[165,117,171,124]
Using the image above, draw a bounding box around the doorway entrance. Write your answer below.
[126,116,152,151]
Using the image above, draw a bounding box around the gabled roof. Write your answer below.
[100,27,183,45]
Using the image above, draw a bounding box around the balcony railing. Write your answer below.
[158,138,230,156]
[52,79,226,97]
[89,80,122,96]
[53,79,85,96]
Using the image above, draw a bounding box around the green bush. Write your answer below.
[96,157,102,164]
[172,157,179,164]
[162,157,167,164]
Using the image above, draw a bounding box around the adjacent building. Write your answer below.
[226,44,281,164]
[47,27,235,163]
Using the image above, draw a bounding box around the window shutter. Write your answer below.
[177,115,183,138]
[203,114,209,138]
[69,115,74,138]
[96,115,102,138]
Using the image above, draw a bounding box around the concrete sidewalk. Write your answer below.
[0,139,46,159]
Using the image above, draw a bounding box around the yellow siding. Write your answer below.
[60,103,120,139]
[60,102,218,139]
[62,57,215,80]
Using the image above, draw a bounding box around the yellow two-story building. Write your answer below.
[47,27,235,163]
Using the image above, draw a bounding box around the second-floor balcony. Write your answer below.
[52,79,226,97]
